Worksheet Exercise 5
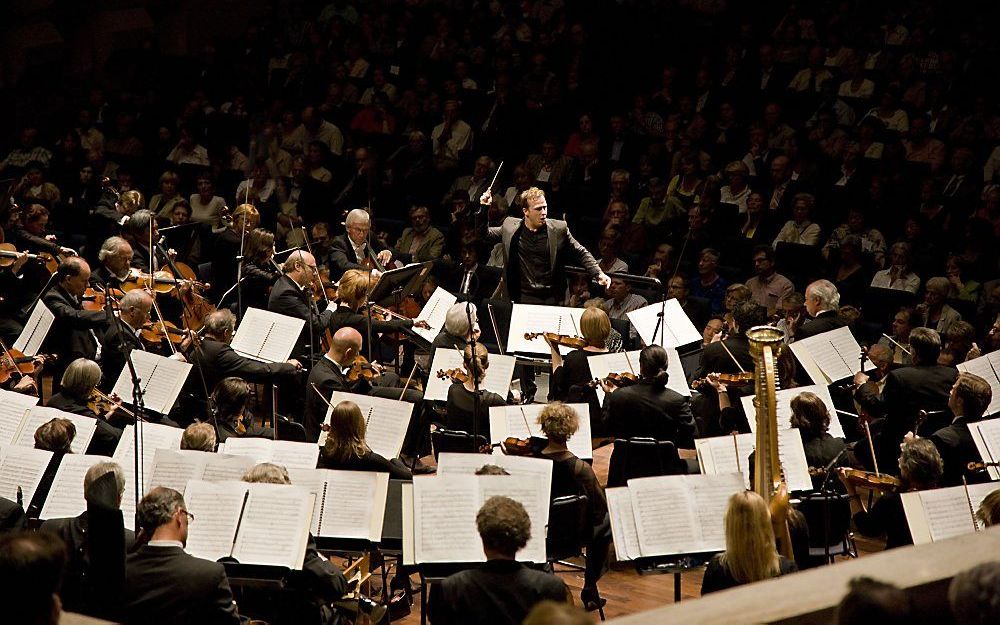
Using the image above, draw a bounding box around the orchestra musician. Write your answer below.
[545,306,613,435]
[92,236,133,287]
[267,250,334,362]
[330,208,393,279]
[303,327,368,442]
[922,371,993,486]
[46,358,123,455]
[429,302,480,366]
[42,257,110,389]
[318,400,412,479]
[788,391,848,483]
[444,342,508,436]
[329,268,429,357]
[209,377,275,442]
[233,227,281,312]
[789,279,847,340]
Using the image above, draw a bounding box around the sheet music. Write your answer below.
[606,487,640,560]
[412,475,484,563]
[437,453,553,498]
[507,304,585,355]
[969,418,1000,480]
[324,392,412,460]
[13,301,54,356]
[789,326,874,384]
[588,349,690,398]
[148,449,208,493]
[0,446,53,505]
[776,428,814,493]
[412,287,458,343]
[958,352,1000,416]
[230,307,305,363]
[38,454,110,520]
[903,483,998,544]
[12,406,97,454]
[183,480,248,562]
[477,474,549,562]
[110,351,192,414]
[488,403,593,459]
[626,474,743,556]
[232,483,313,569]
[114,422,184,520]
[741,384,845,438]
[626,299,702,349]
[423,349,516,401]
[695,433,755,489]
[201,455,258,483]
[218,438,320,470]
[0,390,38,445]
[287,469,387,540]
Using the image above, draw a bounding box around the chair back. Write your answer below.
[546,494,590,561]
[607,437,684,487]
[430,429,489,460]
[276,417,308,442]
[797,491,852,550]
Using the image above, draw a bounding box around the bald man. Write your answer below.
[304,327,365,441]
[42,257,110,388]
[329,209,392,280]
[267,250,335,363]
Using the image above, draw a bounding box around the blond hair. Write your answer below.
[181,423,217,452]
[580,306,611,348]
[520,186,546,205]
[537,402,579,444]
[338,269,372,309]
[719,491,782,584]
[320,401,370,464]
[242,462,291,485]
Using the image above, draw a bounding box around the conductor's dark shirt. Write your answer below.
[517,224,552,301]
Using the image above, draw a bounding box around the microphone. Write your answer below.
[818,446,851,494]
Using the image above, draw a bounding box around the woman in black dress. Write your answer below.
[444,343,508,438]
[701,490,798,594]
[547,306,612,435]
[789,391,847,488]
[318,400,412,480]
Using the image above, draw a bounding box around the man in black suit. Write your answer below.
[927,372,993,486]
[267,250,334,363]
[0,530,69,625]
[98,288,150,391]
[448,243,501,305]
[855,327,958,474]
[304,327,363,442]
[126,486,240,625]
[0,497,25,532]
[428,496,568,624]
[329,208,392,280]
[792,279,847,340]
[91,235,133,289]
[694,301,766,435]
[42,256,110,389]
[429,302,479,366]
[41,461,134,617]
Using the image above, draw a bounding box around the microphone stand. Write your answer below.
[236,221,247,320]
[20,269,59,320]
[652,230,689,346]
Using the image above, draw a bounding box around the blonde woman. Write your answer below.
[318,400,411,479]
[546,306,612,435]
[701,491,797,594]
[444,342,508,436]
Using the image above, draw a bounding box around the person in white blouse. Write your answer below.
[772,193,822,247]
[870,242,921,293]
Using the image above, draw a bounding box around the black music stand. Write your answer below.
[633,552,716,602]
[369,261,434,308]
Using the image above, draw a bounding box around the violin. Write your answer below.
[477,436,548,457]
[588,371,639,388]
[0,242,57,274]
[967,461,1000,473]
[81,286,124,312]
[0,348,50,384]
[690,371,755,389]
[524,332,588,350]
[837,467,901,494]
[139,321,187,346]
[436,368,470,384]
[346,355,380,383]
[121,266,207,294]
[88,388,139,422]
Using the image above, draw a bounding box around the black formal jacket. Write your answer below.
[318,449,413,480]
[46,392,123,456]
[267,274,333,361]
[304,356,355,442]
[0,497,25,532]
[329,305,412,356]
[429,330,467,368]
[427,559,568,625]
[42,284,108,369]
[695,335,754,379]
[485,217,601,302]
[125,544,240,625]
[603,380,696,448]
[329,232,389,280]
[795,310,847,340]
[930,416,980,486]
[701,555,797,595]
[187,338,300,395]
[98,318,144,392]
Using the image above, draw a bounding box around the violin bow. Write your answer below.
[519,406,533,438]
[0,337,25,381]
[310,382,335,411]
[299,230,330,306]
[147,290,178,356]
[488,304,505,355]
[398,363,418,401]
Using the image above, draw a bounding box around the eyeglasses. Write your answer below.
[180,509,195,523]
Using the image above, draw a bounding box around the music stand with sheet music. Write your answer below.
[369,262,434,308]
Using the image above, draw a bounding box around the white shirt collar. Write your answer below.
[147,540,184,549]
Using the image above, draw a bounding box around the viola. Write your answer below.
[346,356,380,383]
[121,266,207,294]
[588,371,639,388]
[0,348,50,384]
[691,371,755,389]
[524,332,588,350]
[0,243,56,273]
[88,388,140,422]
[837,467,901,494]
[139,321,187,346]
[81,286,124,312]
[436,368,471,384]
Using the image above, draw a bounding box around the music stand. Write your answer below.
[369,262,434,308]
[633,553,715,603]
[565,266,663,293]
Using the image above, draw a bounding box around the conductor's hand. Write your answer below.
[480,189,493,206]
[376,249,393,265]
[595,272,611,289]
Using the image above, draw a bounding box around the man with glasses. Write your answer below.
[126,487,240,624]
[268,250,335,363]
[330,208,393,280]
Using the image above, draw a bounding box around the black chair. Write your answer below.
[546,494,605,621]
[607,438,687,488]
[796,491,856,565]
[275,417,308,442]
[430,429,489,460]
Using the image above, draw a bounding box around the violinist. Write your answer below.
[788,392,847,489]
[92,236,133,287]
[46,358,123,455]
[840,438,943,550]
[210,203,260,294]
[42,257,109,389]
[267,250,334,362]
[545,307,612,435]
[429,302,480,366]
[444,343,507,436]
[121,210,162,272]
[330,268,429,358]
[304,327,366,442]
[9,203,75,258]
[318,400,412,479]
[534,402,611,611]
[209,377,274,443]
[330,209,393,280]
[601,345,695,448]
[923,372,992,486]
[238,228,282,312]
[0,242,31,343]
[185,310,302,405]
